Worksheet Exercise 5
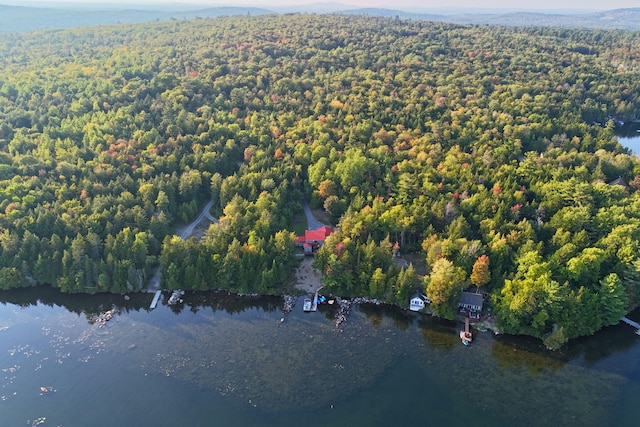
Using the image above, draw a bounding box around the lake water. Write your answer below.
[617,124,640,154]
[1,287,639,427]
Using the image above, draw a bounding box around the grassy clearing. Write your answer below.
[289,212,307,236]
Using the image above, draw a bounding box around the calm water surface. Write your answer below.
[618,124,640,154]
[1,287,639,427]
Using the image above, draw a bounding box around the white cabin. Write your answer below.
[409,292,430,311]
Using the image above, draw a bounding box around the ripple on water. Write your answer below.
[109,308,401,413]
[28,417,46,427]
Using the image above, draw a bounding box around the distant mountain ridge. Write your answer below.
[445,7,640,30]
[339,6,640,30]
[1,3,640,32]
[0,4,272,32]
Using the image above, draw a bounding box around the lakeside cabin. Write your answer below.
[409,291,430,312]
[459,291,484,316]
[295,226,333,255]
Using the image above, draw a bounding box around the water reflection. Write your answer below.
[0,286,285,321]
[359,303,412,331]
[417,316,459,351]
[561,323,640,371]
[0,286,148,315]
[490,335,566,375]
[168,292,282,316]
[616,123,640,138]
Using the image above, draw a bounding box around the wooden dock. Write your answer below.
[307,286,324,312]
[310,289,319,312]
[621,317,640,330]
[149,290,162,309]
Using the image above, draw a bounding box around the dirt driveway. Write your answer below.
[294,257,323,293]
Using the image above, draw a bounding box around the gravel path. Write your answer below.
[303,202,325,230]
[147,200,218,291]
[177,200,217,240]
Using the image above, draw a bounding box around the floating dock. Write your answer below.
[621,317,640,334]
[310,289,319,312]
[149,290,162,309]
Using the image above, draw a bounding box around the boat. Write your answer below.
[460,330,472,345]
[460,317,473,345]
[303,298,312,312]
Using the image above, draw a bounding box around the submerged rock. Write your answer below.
[93,307,119,327]
[282,295,296,315]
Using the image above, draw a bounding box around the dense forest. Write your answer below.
[1,15,640,347]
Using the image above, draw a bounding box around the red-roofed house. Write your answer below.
[296,226,333,255]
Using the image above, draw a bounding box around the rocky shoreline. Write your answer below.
[334,298,351,331]
[285,292,501,336]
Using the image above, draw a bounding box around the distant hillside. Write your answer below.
[272,2,354,13]
[0,5,157,31]
[2,3,640,32]
[0,4,272,32]
[446,8,640,30]
[340,6,640,30]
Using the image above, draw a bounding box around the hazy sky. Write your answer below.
[18,0,640,11]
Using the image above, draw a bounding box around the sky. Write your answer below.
[13,0,640,11]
